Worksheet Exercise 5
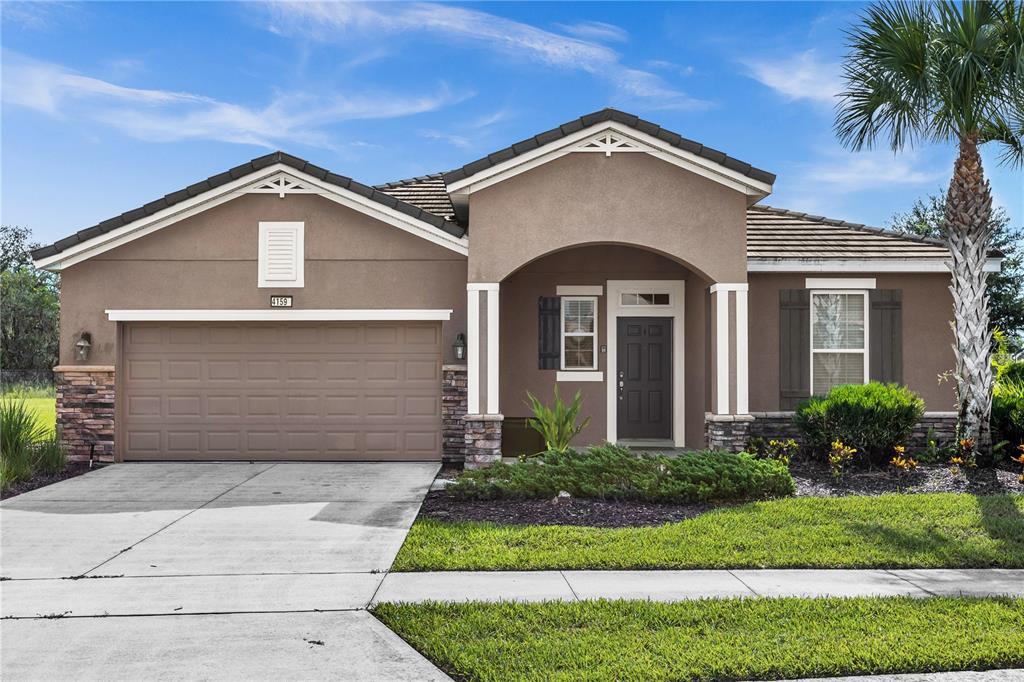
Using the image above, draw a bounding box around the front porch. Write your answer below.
[452,244,752,467]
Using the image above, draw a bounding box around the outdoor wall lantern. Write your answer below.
[75,332,92,362]
[453,333,467,361]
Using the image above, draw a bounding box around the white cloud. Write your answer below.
[555,20,628,43]
[419,129,472,149]
[1,1,77,30]
[646,60,695,77]
[805,147,946,191]
[743,50,842,105]
[1,52,466,149]
[263,2,711,111]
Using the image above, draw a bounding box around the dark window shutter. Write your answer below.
[538,297,561,370]
[780,289,810,409]
[870,289,903,383]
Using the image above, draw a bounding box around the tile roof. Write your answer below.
[442,108,777,187]
[746,205,955,261]
[31,152,466,261]
[377,176,970,262]
[374,173,456,221]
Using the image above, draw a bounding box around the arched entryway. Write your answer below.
[467,243,723,454]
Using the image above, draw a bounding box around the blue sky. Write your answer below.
[2,1,1021,247]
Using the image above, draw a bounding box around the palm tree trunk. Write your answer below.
[943,133,995,457]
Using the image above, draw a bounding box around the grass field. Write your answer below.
[393,493,1024,571]
[9,397,56,439]
[374,597,1024,682]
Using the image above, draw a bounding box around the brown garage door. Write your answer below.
[120,321,442,461]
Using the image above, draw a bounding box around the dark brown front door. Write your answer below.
[617,317,672,440]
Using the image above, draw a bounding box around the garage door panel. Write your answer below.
[122,322,442,461]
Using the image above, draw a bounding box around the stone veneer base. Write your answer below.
[442,365,468,463]
[463,414,503,469]
[54,365,115,462]
[706,411,960,453]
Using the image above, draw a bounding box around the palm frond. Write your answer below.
[834,0,933,152]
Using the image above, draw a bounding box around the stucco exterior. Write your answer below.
[464,152,749,284]
[58,193,468,366]
[748,272,957,411]
[499,244,710,449]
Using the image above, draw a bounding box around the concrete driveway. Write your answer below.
[1,462,450,681]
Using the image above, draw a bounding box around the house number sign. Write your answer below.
[270,295,293,308]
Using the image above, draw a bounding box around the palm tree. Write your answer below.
[835,0,1023,455]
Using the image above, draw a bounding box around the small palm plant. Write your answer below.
[834,0,1024,456]
[525,387,592,455]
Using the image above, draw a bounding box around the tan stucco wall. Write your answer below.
[499,244,710,449]
[748,272,957,412]
[58,193,468,365]
[465,152,749,284]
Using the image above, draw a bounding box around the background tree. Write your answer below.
[889,194,1024,345]
[834,0,1024,455]
[1,225,59,373]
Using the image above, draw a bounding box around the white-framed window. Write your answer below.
[810,290,869,395]
[619,292,671,306]
[561,296,598,370]
[258,221,304,288]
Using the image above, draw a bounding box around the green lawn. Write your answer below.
[374,597,1024,682]
[393,493,1024,571]
[13,397,56,439]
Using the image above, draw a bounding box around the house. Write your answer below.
[32,109,1000,466]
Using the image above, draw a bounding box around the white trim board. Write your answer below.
[556,371,604,382]
[556,285,603,296]
[749,259,1001,273]
[447,121,773,201]
[106,309,453,322]
[805,277,876,289]
[605,279,686,447]
[35,163,468,271]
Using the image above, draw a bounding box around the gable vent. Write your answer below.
[258,221,304,288]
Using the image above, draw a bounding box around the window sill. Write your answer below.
[556,371,604,382]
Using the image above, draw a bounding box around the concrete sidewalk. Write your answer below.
[6,568,1019,618]
[371,568,1024,605]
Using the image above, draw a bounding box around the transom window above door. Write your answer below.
[561,296,597,370]
[620,292,670,306]
[811,291,868,394]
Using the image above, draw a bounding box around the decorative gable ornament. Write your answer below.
[248,173,320,198]
[572,131,647,157]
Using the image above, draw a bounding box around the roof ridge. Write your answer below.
[442,108,776,187]
[750,204,948,249]
[373,172,448,190]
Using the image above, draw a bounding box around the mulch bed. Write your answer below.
[421,459,1022,528]
[0,462,95,500]
[791,459,1021,497]
[420,491,714,528]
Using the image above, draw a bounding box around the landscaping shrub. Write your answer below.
[794,383,924,465]
[998,360,1024,386]
[32,436,67,475]
[525,387,591,454]
[447,444,795,503]
[1,398,48,487]
[992,380,1024,448]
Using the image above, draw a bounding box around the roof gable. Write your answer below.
[443,108,775,202]
[32,152,467,270]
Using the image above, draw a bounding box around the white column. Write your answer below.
[467,283,501,416]
[711,285,730,415]
[486,286,500,414]
[466,287,480,415]
[735,287,749,415]
[709,283,749,415]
